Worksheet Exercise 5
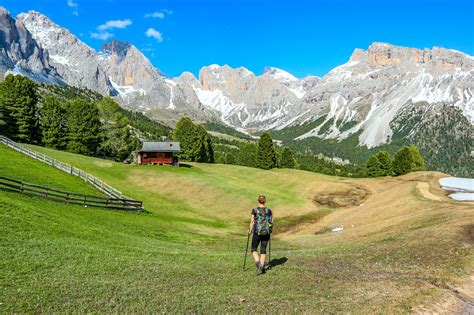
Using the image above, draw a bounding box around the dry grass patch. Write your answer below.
[313,183,369,208]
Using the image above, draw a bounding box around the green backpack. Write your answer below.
[254,207,273,235]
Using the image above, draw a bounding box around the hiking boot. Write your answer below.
[256,262,263,275]
[256,262,264,275]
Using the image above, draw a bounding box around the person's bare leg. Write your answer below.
[252,251,260,263]
[259,254,266,267]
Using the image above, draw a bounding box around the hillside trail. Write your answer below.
[414,272,474,314]
[416,181,442,201]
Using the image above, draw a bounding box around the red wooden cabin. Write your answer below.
[137,141,181,166]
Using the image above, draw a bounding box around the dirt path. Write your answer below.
[413,273,474,314]
[416,181,442,201]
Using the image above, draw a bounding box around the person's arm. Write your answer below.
[249,214,255,234]
[269,209,274,232]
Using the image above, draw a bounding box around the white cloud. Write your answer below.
[67,0,79,16]
[144,9,173,19]
[97,19,132,31]
[90,31,114,40]
[145,11,165,19]
[145,28,163,42]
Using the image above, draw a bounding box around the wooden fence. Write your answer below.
[0,176,143,211]
[0,135,126,200]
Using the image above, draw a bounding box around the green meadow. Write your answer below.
[0,143,472,313]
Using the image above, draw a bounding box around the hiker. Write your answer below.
[248,195,273,275]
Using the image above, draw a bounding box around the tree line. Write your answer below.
[213,131,360,175]
[213,129,426,178]
[365,146,425,177]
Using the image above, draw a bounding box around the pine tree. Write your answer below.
[40,96,67,150]
[225,152,236,165]
[0,74,40,143]
[375,151,393,176]
[192,125,214,163]
[393,146,413,176]
[257,132,277,170]
[237,143,257,167]
[97,97,135,161]
[206,132,215,163]
[66,99,101,155]
[0,100,15,138]
[408,145,425,172]
[393,145,426,176]
[280,147,296,169]
[366,154,383,177]
[173,117,197,161]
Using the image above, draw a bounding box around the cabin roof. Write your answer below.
[139,141,181,153]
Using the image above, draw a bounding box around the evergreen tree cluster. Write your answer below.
[213,131,363,176]
[0,75,144,162]
[365,145,425,177]
[214,132,292,170]
[172,117,214,163]
[0,74,40,143]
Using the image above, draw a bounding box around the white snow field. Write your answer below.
[439,177,474,201]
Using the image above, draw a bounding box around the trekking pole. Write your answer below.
[268,239,271,269]
[242,231,251,270]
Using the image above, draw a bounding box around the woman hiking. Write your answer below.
[248,195,273,275]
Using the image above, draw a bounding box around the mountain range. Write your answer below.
[0,7,472,176]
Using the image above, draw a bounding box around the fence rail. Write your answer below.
[0,135,127,200]
[0,176,143,211]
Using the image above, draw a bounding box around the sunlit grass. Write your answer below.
[0,143,472,313]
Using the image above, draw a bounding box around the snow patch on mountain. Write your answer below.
[110,77,146,99]
[193,87,236,117]
[49,54,71,67]
[165,79,176,110]
[264,67,298,82]
[288,86,306,99]
[324,60,360,82]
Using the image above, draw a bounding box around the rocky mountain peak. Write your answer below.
[263,66,298,82]
[17,9,115,94]
[364,42,474,70]
[0,6,59,82]
[17,10,74,50]
[0,6,10,15]
[101,40,132,58]
[175,71,198,85]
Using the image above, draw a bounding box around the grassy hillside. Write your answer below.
[0,143,473,313]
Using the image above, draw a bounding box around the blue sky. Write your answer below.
[2,0,473,78]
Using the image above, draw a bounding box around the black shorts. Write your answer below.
[251,233,270,254]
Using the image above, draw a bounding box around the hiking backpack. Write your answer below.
[254,207,273,235]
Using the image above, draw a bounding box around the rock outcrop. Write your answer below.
[296,42,473,147]
[0,7,58,82]
[17,10,115,95]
